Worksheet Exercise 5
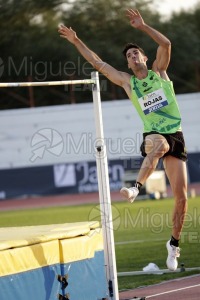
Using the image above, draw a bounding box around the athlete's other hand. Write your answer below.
[58,25,77,44]
[126,9,145,29]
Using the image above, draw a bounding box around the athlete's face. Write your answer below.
[126,48,147,70]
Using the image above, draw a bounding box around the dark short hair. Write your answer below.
[122,43,146,57]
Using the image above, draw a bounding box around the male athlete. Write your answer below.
[58,9,188,271]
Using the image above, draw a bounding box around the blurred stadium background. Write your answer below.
[0,92,199,200]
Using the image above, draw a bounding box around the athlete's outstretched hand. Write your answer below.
[58,25,77,44]
[126,9,145,29]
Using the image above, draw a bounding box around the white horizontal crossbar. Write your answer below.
[0,79,96,88]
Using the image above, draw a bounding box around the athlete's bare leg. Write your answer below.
[163,155,188,240]
[136,134,169,184]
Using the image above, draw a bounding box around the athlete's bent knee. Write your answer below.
[145,136,169,158]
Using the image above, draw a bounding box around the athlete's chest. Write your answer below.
[133,73,161,95]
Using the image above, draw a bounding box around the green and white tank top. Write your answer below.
[130,70,181,133]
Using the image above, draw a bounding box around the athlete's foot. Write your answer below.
[120,187,139,203]
[166,240,180,271]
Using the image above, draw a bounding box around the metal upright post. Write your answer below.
[91,71,119,300]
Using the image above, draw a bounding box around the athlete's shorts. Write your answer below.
[140,131,187,162]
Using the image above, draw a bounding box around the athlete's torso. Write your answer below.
[129,70,181,133]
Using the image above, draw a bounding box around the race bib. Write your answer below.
[138,88,169,115]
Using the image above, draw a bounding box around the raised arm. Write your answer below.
[58,25,130,87]
[126,9,171,77]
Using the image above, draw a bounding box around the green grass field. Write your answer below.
[0,196,199,290]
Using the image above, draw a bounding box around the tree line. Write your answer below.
[0,0,200,109]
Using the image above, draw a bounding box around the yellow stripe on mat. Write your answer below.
[0,239,60,276]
